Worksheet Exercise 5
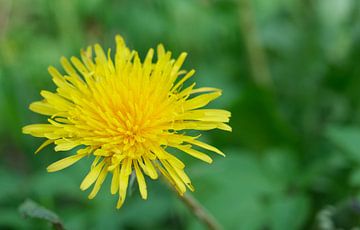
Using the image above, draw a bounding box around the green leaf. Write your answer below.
[0,208,28,229]
[268,194,310,230]
[188,149,309,229]
[19,199,64,230]
[350,169,360,186]
[326,125,360,163]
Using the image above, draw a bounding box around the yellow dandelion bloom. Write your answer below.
[22,35,231,208]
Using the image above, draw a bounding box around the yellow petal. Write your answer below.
[160,160,186,194]
[134,160,147,199]
[22,124,58,137]
[35,139,54,154]
[94,44,107,64]
[111,166,119,194]
[172,69,195,92]
[29,101,58,116]
[217,123,232,131]
[80,160,105,190]
[143,157,158,179]
[190,87,220,94]
[60,57,87,90]
[117,159,131,209]
[176,145,213,163]
[40,90,73,111]
[178,109,231,123]
[54,139,79,151]
[157,44,166,58]
[181,136,225,156]
[60,57,78,77]
[88,166,108,199]
[183,91,221,111]
[80,47,95,72]
[172,121,229,131]
[47,154,85,172]
[165,160,194,191]
[171,52,187,75]
[166,154,185,169]
[155,162,182,194]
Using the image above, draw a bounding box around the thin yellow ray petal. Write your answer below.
[91,156,102,168]
[177,109,231,123]
[60,57,78,77]
[152,146,185,169]
[179,135,225,156]
[88,166,108,199]
[176,145,213,163]
[117,159,131,209]
[54,139,79,151]
[160,160,186,194]
[176,82,196,99]
[137,158,149,176]
[172,52,187,73]
[29,101,58,116]
[169,52,188,82]
[164,160,194,191]
[47,154,85,172]
[217,123,232,131]
[93,149,110,157]
[172,69,195,92]
[166,154,185,169]
[134,160,147,200]
[70,56,94,85]
[157,44,166,58]
[172,121,225,131]
[190,87,220,94]
[48,66,64,80]
[22,124,58,137]
[40,91,73,111]
[35,139,54,154]
[155,162,182,194]
[116,195,125,209]
[183,91,222,111]
[94,44,107,63]
[143,157,158,179]
[143,48,154,77]
[111,166,119,194]
[107,155,126,171]
[80,160,105,191]
[48,66,76,98]
[80,47,95,71]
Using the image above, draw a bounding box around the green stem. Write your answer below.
[238,0,273,89]
[178,193,223,230]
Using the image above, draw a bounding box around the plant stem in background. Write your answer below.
[0,0,12,40]
[238,0,273,90]
[19,199,65,230]
[178,193,223,230]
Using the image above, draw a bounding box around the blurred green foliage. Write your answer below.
[0,0,360,229]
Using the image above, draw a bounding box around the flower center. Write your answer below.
[118,118,152,159]
[123,126,145,147]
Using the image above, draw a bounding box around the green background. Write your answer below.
[1,0,360,229]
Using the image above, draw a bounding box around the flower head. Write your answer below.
[23,35,231,208]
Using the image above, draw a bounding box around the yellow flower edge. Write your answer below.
[22,35,231,208]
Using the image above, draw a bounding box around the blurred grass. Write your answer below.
[1,0,360,229]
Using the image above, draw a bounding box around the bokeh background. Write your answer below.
[1,0,360,229]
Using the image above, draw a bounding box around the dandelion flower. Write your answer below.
[22,35,231,208]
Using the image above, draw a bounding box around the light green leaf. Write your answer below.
[326,125,360,163]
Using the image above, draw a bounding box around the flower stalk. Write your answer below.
[178,193,223,230]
